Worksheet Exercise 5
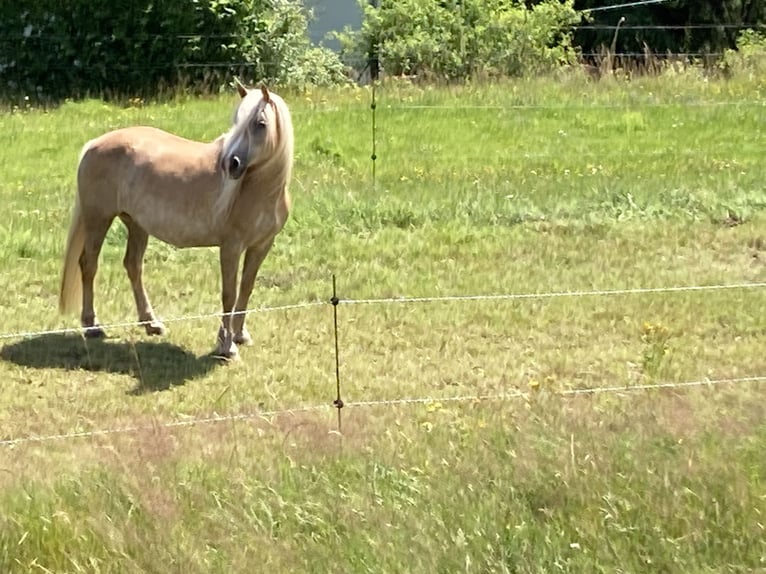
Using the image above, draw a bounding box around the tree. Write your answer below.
[0,0,348,101]
[572,0,766,57]
[337,0,579,80]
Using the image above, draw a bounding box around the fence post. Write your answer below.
[370,80,377,191]
[331,274,344,432]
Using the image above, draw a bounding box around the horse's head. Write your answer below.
[221,79,279,180]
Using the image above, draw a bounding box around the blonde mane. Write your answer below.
[214,90,294,224]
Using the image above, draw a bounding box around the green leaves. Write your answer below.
[0,0,349,101]
[338,0,579,80]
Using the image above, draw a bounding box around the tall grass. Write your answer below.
[0,71,765,572]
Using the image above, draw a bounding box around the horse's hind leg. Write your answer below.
[79,218,112,338]
[120,215,166,336]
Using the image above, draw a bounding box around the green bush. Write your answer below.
[721,29,766,78]
[225,0,350,90]
[0,0,348,101]
[336,0,579,80]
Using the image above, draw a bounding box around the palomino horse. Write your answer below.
[59,80,294,359]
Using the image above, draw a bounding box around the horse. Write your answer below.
[58,80,294,359]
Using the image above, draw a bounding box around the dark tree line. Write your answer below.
[0,0,347,101]
[569,0,766,56]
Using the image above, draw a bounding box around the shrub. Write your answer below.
[336,0,579,80]
[0,0,348,101]
[721,29,766,79]
[227,0,350,90]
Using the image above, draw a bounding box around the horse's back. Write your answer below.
[80,126,211,170]
[76,126,224,247]
[78,126,220,197]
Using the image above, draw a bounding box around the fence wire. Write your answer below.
[337,282,766,308]
[386,100,766,111]
[1,281,764,343]
[576,24,766,30]
[2,281,765,448]
[6,99,765,121]
[1,22,762,42]
[0,404,331,448]
[0,53,758,77]
[586,0,672,11]
[2,374,764,448]
[0,301,325,341]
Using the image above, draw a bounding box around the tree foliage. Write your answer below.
[722,28,766,76]
[337,0,579,80]
[0,0,348,101]
[572,0,766,56]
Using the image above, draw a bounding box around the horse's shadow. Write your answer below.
[0,334,220,394]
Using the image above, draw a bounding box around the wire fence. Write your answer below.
[0,53,750,75]
[2,22,765,42]
[2,21,765,43]
[8,98,766,117]
[2,281,765,343]
[385,100,766,111]
[0,16,764,81]
[2,36,766,449]
[587,0,671,12]
[2,277,766,448]
[576,24,766,30]
[0,49,762,75]
[0,301,325,342]
[2,372,764,448]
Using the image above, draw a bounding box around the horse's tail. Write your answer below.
[59,193,84,315]
[59,142,92,315]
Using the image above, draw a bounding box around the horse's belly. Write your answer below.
[141,218,218,248]
[123,203,218,248]
[118,184,219,248]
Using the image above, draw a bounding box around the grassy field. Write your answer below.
[1,70,766,572]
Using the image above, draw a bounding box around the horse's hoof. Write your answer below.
[234,329,253,346]
[83,325,106,339]
[213,341,240,361]
[144,321,166,336]
[213,348,240,362]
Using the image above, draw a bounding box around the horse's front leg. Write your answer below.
[214,243,242,359]
[231,238,275,346]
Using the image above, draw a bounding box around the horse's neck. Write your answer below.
[211,134,227,154]
[238,168,288,207]
[228,169,290,237]
[212,133,292,238]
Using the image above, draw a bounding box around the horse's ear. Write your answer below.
[234,78,248,99]
[260,84,271,103]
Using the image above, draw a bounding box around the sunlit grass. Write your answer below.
[1,72,765,572]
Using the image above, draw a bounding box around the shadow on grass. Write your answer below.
[0,333,220,394]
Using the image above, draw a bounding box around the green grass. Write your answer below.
[1,72,766,572]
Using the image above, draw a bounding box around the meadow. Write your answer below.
[1,70,766,572]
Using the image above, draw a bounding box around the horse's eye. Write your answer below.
[256,119,267,129]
